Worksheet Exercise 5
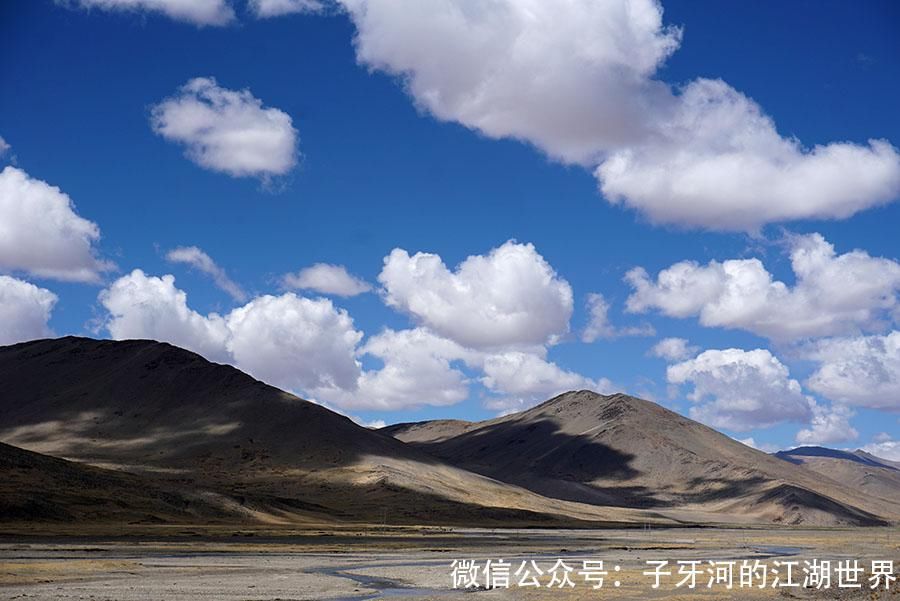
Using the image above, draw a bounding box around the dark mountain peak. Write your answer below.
[0,336,402,474]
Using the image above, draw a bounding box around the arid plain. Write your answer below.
[1,526,898,600]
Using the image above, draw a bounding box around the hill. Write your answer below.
[0,441,241,524]
[0,337,672,528]
[388,390,898,526]
[776,446,900,511]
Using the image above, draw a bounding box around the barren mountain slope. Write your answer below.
[394,391,898,526]
[0,337,673,527]
[776,447,900,509]
[0,442,243,524]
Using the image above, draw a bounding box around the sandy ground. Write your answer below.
[0,527,897,600]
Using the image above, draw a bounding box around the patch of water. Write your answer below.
[323,567,461,601]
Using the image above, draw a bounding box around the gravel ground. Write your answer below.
[0,527,897,600]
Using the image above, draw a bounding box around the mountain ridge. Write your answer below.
[386,390,899,526]
[0,337,677,528]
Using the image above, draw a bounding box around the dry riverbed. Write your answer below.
[0,526,897,600]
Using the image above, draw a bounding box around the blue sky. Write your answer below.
[1,0,899,456]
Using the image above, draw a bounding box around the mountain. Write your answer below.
[0,441,243,524]
[0,337,672,528]
[776,446,900,510]
[3,338,895,528]
[386,390,898,526]
[854,450,900,470]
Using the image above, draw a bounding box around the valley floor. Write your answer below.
[0,526,897,600]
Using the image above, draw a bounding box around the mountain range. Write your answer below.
[0,337,897,529]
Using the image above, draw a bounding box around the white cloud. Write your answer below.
[332,328,613,413]
[150,77,298,179]
[99,270,468,411]
[379,241,572,349]
[282,263,372,297]
[874,432,893,444]
[596,79,900,231]
[99,269,231,362]
[0,166,112,283]
[735,437,780,453]
[100,270,365,401]
[166,246,246,302]
[0,136,9,157]
[340,0,679,166]
[481,350,614,415]
[626,233,900,342]
[226,293,363,398]
[0,276,57,346]
[249,0,322,17]
[322,328,472,410]
[804,331,900,411]
[99,261,609,413]
[581,292,654,342]
[351,416,387,429]
[338,0,900,230]
[74,0,235,26]
[649,337,698,362]
[667,348,813,432]
[795,403,858,445]
[861,436,900,462]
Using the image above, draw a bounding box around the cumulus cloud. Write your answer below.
[795,403,858,445]
[581,292,654,342]
[379,241,572,349]
[166,246,246,302]
[150,77,298,179]
[100,271,478,411]
[282,263,372,297]
[249,0,323,17]
[0,276,57,346]
[0,166,112,282]
[340,0,679,165]
[352,416,387,429]
[735,437,780,453]
[804,331,900,411]
[100,244,608,413]
[338,0,900,230]
[649,337,698,362]
[596,80,900,230]
[74,0,234,26]
[667,348,813,432]
[100,270,365,400]
[226,293,363,398]
[99,270,231,362]
[626,233,900,342]
[321,328,472,410]
[481,350,613,414]
[0,136,9,157]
